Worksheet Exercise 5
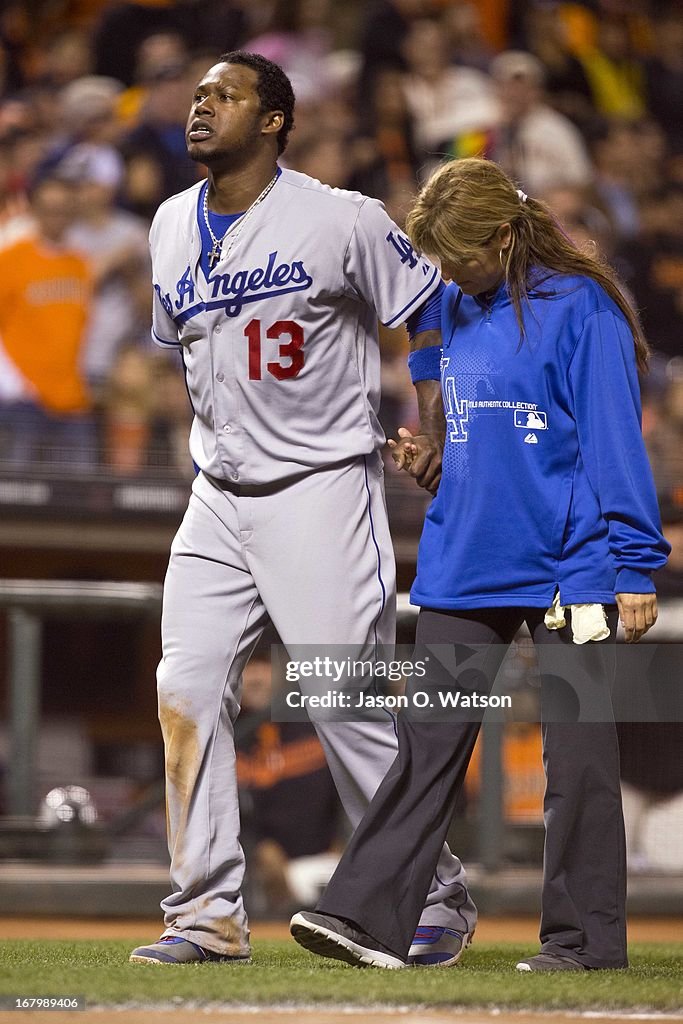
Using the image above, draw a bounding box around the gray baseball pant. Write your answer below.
[157,459,476,956]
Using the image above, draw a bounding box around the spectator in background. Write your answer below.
[630,118,669,199]
[357,0,427,100]
[102,345,155,476]
[1,125,49,207]
[522,1,594,131]
[177,0,247,55]
[117,31,189,127]
[0,0,675,492]
[40,75,124,180]
[93,0,246,87]
[649,495,683,598]
[590,122,643,243]
[0,40,11,105]
[285,133,351,190]
[490,50,593,197]
[40,29,94,90]
[646,4,683,156]
[402,17,499,168]
[101,345,194,479]
[348,67,420,201]
[442,2,493,74]
[0,177,94,467]
[642,362,683,500]
[93,0,182,86]
[0,140,32,248]
[120,56,199,219]
[245,0,334,103]
[543,182,614,256]
[146,354,194,479]
[577,15,646,123]
[619,184,683,359]
[60,143,150,395]
[0,1,28,92]
[382,177,419,228]
[590,118,668,211]
[237,652,342,916]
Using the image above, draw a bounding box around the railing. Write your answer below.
[0,581,163,816]
[2,582,682,870]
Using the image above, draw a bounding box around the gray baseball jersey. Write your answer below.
[150,167,440,484]
[148,167,476,956]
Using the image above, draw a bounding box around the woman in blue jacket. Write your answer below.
[290,158,670,973]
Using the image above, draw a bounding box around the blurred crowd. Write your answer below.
[0,0,681,515]
[0,0,681,885]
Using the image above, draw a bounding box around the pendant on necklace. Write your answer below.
[209,241,222,268]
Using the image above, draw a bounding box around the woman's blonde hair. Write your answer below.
[406,157,648,371]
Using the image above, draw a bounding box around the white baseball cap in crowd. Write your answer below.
[59,75,123,129]
[57,142,125,189]
[490,50,545,85]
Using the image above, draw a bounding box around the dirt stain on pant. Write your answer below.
[195,899,249,956]
[158,703,200,870]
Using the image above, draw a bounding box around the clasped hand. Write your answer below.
[388,427,442,495]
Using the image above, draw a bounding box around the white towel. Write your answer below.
[544,592,610,644]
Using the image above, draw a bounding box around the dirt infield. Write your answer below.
[5,916,683,943]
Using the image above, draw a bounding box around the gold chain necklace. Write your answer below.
[203,172,278,269]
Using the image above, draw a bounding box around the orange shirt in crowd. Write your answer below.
[0,237,92,414]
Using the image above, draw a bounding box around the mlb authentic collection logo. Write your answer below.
[515,410,547,430]
[439,360,551,445]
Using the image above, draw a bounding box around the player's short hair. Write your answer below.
[219,50,295,155]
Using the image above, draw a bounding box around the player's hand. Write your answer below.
[388,427,442,495]
[388,426,418,470]
[616,593,658,643]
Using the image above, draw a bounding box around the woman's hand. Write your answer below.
[616,593,658,643]
[388,427,443,495]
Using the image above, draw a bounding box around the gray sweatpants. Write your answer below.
[157,459,476,956]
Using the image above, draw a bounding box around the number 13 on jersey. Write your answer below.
[245,319,305,381]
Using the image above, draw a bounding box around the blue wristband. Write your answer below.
[408,345,442,383]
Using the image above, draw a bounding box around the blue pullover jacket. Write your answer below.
[411,272,670,610]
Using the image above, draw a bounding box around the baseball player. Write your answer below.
[130,51,476,966]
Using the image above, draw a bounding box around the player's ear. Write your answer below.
[262,110,284,138]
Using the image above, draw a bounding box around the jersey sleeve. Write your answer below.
[568,309,670,592]
[149,215,181,349]
[343,198,441,327]
[406,279,444,338]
